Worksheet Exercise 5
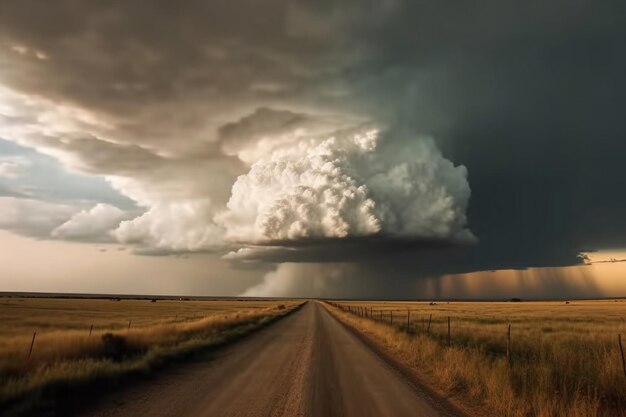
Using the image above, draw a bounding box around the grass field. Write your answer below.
[0,297,286,340]
[0,296,300,411]
[326,300,626,417]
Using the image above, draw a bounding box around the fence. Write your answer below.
[326,301,626,373]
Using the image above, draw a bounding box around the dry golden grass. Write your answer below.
[326,300,626,417]
[0,297,281,340]
[0,297,300,406]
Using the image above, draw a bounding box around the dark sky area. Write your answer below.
[344,0,626,273]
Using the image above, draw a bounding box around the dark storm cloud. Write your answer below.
[414,2,626,269]
[227,0,626,272]
[332,0,626,271]
[242,261,606,300]
[0,0,355,151]
[224,236,465,264]
[1,0,625,282]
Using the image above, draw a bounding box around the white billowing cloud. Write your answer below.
[114,200,224,252]
[0,81,474,258]
[216,127,473,245]
[0,2,476,261]
[0,156,29,178]
[51,203,129,241]
[0,196,78,237]
[0,197,129,243]
[0,57,473,257]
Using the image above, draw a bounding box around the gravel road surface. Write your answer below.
[82,301,462,417]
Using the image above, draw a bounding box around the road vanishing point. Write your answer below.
[83,301,463,417]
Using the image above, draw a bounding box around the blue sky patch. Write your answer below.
[0,138,135,209]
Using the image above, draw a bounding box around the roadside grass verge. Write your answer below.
[324,301,626,417]
[1,302,302,415]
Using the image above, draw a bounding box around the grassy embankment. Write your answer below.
[0,297,301,411]
[325,300,626,417]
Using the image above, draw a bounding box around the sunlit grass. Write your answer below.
[326,300,626,417]
[0,297,281,340]
[0,297,300,409]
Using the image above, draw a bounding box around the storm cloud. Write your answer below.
[0,0,625,297]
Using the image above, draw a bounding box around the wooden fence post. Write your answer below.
[380,310,383,321]
[128,319,132,330]
[89,324,93,336]
[28,332,36,359]
[447,317,451,347]
[616,334,626,376]
[406,310,411,333]
[370,307,373,318]
[507,324,511,364]
[427,314,432,332]
[390,311,394,326]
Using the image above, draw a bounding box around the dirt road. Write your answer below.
[82,301,461,417]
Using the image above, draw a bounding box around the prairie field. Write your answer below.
[0,296,300,410]
[0,297,286,340]
[327,300,626,417]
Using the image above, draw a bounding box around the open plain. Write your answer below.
[328,299,626,417]
[0,296,299,415]
[80,301,461,417]
[1,298,625,417]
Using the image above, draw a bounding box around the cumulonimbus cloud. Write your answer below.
[0,0,477,264]
[0,79,474,259]
[216,126,474,250]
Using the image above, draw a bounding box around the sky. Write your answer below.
[0,1,625,298]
